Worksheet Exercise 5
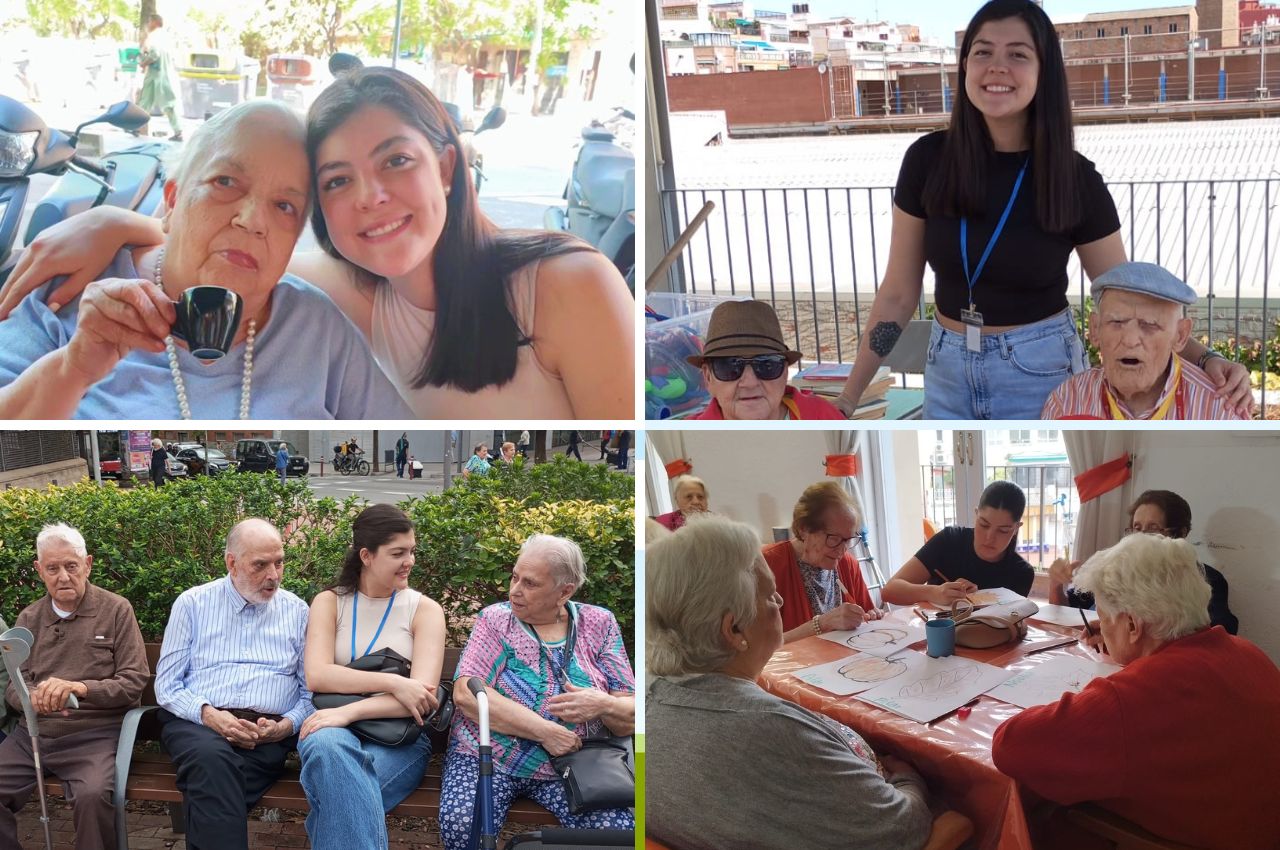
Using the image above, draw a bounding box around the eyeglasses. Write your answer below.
[821,531,858,549]
[708,355,788,382]
[1123,525,1173,537]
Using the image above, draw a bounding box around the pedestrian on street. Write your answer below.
[395,432,410,478]
[136,14,183,141]
[565,430,582,461]
[150,437,167,488]
[518,430,530,459]
[600,431,610,460]
[615,431,631,471]
[276,442,289,484]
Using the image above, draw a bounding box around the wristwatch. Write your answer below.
[1197,349,1225,370]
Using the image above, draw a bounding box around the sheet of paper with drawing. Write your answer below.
[986,655,1121,710]
[791,652,915,696]
[817,623,917,658]
[855,654,1016,724]
[1029,604,1100,628]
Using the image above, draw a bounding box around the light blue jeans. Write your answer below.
[922,308,1087,420]
[298,726,432,850]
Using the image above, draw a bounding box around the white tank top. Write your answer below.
[333,588,421,666]
[368,261,576,418]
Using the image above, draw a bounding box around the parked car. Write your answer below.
[163,452,188,480]
[236,438,309,477]
[99,454,122,479]
[174,446,231,476]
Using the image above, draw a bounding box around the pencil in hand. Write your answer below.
[1079,608,1100,654]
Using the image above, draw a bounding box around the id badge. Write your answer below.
[961,308,983,353]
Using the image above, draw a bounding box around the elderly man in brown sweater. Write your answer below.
[0,523,148,850]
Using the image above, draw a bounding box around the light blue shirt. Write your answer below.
[155,576,312,732]
[0,248,415,419]
[275,446,288,470]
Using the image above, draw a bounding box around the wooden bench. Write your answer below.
[41,644,553,850]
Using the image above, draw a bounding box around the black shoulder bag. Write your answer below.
[312,648,455,747]
[545,611,634,813]
[311,593,454,748]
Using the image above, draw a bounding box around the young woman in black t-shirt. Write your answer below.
[882,481,1035,606]
[833,0,1250,420]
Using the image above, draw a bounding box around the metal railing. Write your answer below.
[921,463,1078,570]
[659,177,1280,411]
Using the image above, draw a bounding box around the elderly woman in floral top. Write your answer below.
[440,534,635,848]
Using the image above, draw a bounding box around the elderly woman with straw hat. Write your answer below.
[688,300,844,420]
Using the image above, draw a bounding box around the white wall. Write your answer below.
[647,429,832,538]
[1125,431,1280,664]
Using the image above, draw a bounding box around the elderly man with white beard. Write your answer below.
[154,518,312,850]
[1042,262,1248,420]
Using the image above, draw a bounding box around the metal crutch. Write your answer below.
[1,626,78,850]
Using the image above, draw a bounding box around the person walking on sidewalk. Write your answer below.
[565,430,582,461]
[275,443,289,484]
[517,430,530,459]
[150,438,167,488]
[136,15,183,142]
[395,433,409,478]
[614,431,631,471]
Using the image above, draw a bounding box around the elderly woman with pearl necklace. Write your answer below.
[0,99,409,419]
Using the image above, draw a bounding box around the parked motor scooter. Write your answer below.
[444,101,506,193]
[544,107,635,291]
[0,95,159,279]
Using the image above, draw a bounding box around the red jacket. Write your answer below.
[762,540,876,632]
[992,627,1280,850]
[693,388,845,420]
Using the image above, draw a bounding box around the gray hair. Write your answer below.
[161,100,309,213]
[225,517,281,559]
[647,515,762,676]
[519,534,586,589]
[151,438,163,449]
[36,523,88,558]
[672,474,708,502]
[1074,533,1210,642]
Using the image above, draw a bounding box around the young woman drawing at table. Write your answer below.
[831,0,1252,420]
[881,480,1035,607]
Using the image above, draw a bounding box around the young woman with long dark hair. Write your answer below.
[832,0,1250,419]
[0,68,633,418]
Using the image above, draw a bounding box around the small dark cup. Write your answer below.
[172,286,242,360]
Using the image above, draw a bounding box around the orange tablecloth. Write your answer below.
[759,608,1099,850]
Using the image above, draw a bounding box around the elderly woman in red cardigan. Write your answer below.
[992,533,1280,850]
[762,481,884,644]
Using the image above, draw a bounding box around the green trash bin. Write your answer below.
[118,46,140,74]
[178,50,261,119]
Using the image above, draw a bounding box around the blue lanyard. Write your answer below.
[351,590,397,660]
[960,158,1028,308]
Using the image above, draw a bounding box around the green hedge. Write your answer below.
[0,456,634,651]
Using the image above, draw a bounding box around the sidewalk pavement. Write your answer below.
[312,441,633,481]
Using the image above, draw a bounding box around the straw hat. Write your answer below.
[685,300,803,367]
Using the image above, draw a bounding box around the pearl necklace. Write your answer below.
[154,248,256,420]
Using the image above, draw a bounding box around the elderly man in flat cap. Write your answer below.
[1043,263,1248,420]
[688,300,844,420]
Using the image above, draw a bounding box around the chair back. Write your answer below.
[1066,804,1203,850]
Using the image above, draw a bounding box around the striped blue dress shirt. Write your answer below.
[155,576,313,732]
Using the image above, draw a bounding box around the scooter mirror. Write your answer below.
[478,106,507,134]
[103,101,151,132]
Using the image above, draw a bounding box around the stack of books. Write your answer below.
[792,363,893,419]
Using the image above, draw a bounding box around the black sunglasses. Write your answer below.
[708,355,788,382]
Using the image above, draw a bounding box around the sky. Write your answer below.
[801,1,1205,43]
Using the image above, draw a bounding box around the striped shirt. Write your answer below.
[450,601,635,780]
[155,576,313,731]
[1042,358,1246,420]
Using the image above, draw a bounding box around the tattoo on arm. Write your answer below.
[868,322,903,357]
